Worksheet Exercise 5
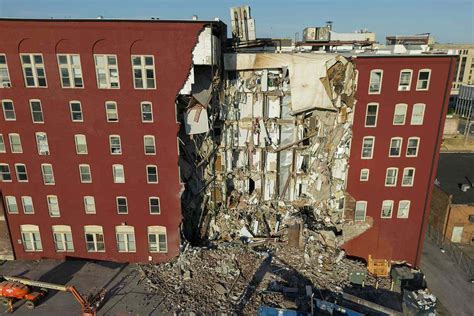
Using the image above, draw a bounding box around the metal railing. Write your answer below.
[426,225,474,279]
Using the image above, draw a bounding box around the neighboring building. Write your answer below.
[0,18,224,263]
[344,54,457,265]
[386,34,434,46]
[429,153,474,245]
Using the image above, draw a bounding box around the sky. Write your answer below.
[0,0,473,43]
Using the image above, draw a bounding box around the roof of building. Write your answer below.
[436,153,474,204]
[0,17,222,24]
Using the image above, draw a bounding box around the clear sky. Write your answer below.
[0,0,473,43]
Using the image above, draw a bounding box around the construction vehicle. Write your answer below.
[0,275,106,315]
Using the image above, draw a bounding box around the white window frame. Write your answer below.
[84,196,96,214]
[29,99,44,123]
[15,163,28,182]
[368,69,383,94]
[398,69,413,91]
[148,226,168,253]
[5,196,18,214]
[393,103,408,125]
[389,137,403,158]
[0,163,12,182]
[35,132,50,155]
[2,100,16,121]
[402,167,416,187]
[20,225,42,252]
[0,134,5,153]
[146,165,158,184]
[75,134,88,155]
[21,196,34,214]
[385,167,398,187]
[116,226,136,253]
[84,225,105,252]
[149,197,161,214]
[69,101,83,122]
[360,169,370,182]
[112,164,125,183]
[0,54,12,88]
[47,195,60,217]
[131,55,156,89]
[411,103,426,125]
[109,135,122,155]
[141,101,154,123]
[361,136,375,159]
[397,200,411,219]
[144,135,156,155]
[79,164,92,183]
[116,196,128,214]
[20,53,47,88]
[41,163,55,185]
[105,101,118,122]
[416,69,431,91]
[354,201,367,222]
[365,103,379,127]
[57,54,84,88]
[9,133,22,153]
[94,54,120,89]
[52,225,74,252]
[406,137,420,157]
[380,200,394,219]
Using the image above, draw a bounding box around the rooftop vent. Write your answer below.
[461,176,473,192]
[97,15,104,19]
[192,15,198,21]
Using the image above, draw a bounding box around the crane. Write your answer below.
[0,275,106,315]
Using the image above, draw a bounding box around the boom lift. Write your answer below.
[0,275,105,315]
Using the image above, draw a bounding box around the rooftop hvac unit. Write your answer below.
[303,26,330,42]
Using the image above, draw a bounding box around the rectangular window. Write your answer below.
[109,135,122,154]
[397,200,410,218]
[365,104,378,127]
[381,200,393,218]
[411,103,425,125]
[402,168,415,187]
[141,102,153,122]
[57,54,83,88]
[94,55,119,89]
[29,100,44,123]
[398,70,412,91]
[116,227,136,252]
[361,137,375,159]
[41,163,55,185]
[147,165,158,183]
[70,101,83,122]
[21,196,34,214]
[113,164,125,183]
[75,134,88,154]
[9,133,22,153]
[0,164,11,181]
[116,197,128,214]
[47,195,60,217]
[5,196,18,214]
[84,226,105,252]
[389,137,402,157]
[416,70,431,90]
[144,135,156,155]
[21,225,42,251]
[0,135,5,153]
[2,100,16,120]
[84,196,96,214]
[368,70,383,94]
[15,163,28,182]
[393,104,407,125]
[360,169,369,181]
[148,226,167,253]
[35,132,50,155]
[385,168,398,187]
[53,230,74,252]
[20,54,47,87]
[131,55,156,89]
[354,201,367,221]
[0,54,12,87]
[105,101,118,122]
[79,164,92,183]
[406,137,420,157]
[149,197,161,214]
